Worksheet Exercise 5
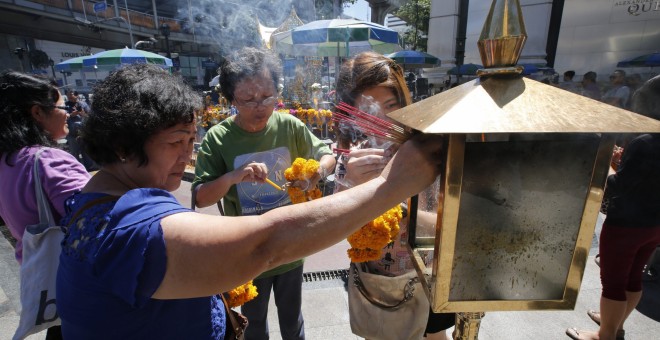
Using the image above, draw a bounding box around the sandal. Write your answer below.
[586,311,625,339]
[565,327,597,340]
[587,309,601,325]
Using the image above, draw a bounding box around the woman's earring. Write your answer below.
[120,157,126,163]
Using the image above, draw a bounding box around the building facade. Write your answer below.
[0,0,317,91]
[425,0,660,84]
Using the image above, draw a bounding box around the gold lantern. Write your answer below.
[387,0,660,339]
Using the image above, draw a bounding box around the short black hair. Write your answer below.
[613,69,626,77]
[583,71,597,82]
[564,70,575,79]
[0,70,61,160]
[83,64,202,166]
[631,74,660,121]
[218,47,281,102]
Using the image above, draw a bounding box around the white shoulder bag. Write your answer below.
[13,149,63,339]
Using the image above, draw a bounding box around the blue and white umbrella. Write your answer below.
[55,56,90,72]
[271,19,402,57]
[82,47,172,68]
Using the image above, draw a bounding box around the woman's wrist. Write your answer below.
[317,166,329,180]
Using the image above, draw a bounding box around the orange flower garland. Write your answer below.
[284,158,323,204]
[347,205,403,263]
[225,281,258,308]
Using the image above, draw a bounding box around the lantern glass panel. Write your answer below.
[415,133,601,302]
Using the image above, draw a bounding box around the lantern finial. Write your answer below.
[476,0,527,77]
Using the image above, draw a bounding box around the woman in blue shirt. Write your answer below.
[55,63,444,339]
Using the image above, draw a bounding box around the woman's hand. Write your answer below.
[231,162,268,184]
[380,134,444,197]
[611,145,623,171]
[342,148,391,187]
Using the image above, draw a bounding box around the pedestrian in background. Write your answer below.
[566,74,660,340]
[64,89,96,171]
[602,70,631,109]
[581,71,601,101]
[0,71,90,340]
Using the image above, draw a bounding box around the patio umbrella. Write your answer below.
[270,18,402,57]
[82,47,173,68]
[55,56,89,72]
[518,63,540,75]
[617,52,660,67]
[385,50,441,69]
[447,63,483,76]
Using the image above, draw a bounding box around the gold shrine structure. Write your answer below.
[387,1,660,339]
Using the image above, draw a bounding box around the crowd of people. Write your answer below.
[0,46,658,340]
[556,68,648,111]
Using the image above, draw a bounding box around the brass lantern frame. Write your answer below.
[388,76,660,314]
[407,132,615,313]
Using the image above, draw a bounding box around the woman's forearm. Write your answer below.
[194,175,233,208]
[156,135,442,299]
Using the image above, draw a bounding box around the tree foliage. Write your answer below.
[315,0,359,20]
[29,50,51,69]
[394,0,430,51]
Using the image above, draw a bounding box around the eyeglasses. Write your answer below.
[234,96,278,109]
[54,105,68,111]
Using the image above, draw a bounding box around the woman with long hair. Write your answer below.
[0,71,90,339]
[335,51,455,340]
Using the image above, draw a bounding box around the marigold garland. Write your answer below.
[284,158,323,204]
[347,205,403,263]
[225,281,258,308]
[275,100,334,132]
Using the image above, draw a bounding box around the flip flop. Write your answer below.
[586,311,625,339]
[565,328,600,340]
[587,309,601,325]
[565,327,583,340]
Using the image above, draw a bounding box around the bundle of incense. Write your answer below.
[333,102,410,144]
[333,148,351,155]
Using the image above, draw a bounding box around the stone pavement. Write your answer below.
[1,180,658,339]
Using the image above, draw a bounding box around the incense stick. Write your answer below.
[333,102,411,144]
[265,178,282,191]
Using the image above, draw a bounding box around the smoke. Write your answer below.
[356,93,389,123]
[173,0,317,57]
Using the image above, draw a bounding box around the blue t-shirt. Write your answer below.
[57,188,225,339]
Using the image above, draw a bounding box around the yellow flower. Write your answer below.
[225,281,258,308]
[347,205,403,263]
[347,248,382,263]
[284,158,322,203]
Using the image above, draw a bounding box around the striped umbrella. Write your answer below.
[54,56,89,72]
[82,47,172,68]
[271,19,402,57]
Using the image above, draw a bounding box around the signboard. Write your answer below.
[93,2,107,13]
[611,0,660,22]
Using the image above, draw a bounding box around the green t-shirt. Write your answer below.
[193,112,332,278]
